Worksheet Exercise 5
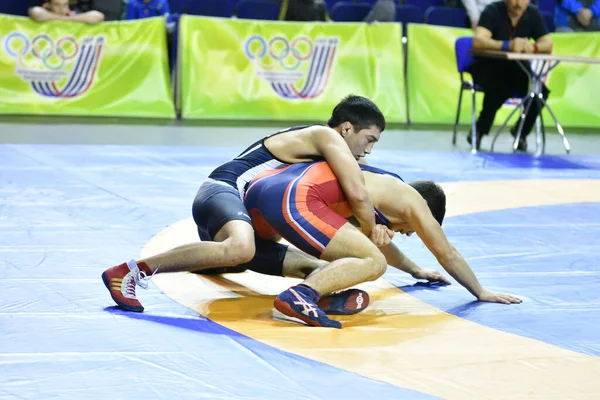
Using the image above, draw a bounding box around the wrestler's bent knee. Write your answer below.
[224,239,255,266]
[366,252,388,281]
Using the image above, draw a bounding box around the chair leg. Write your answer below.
[470,88,477,153]
[452,86,463,145]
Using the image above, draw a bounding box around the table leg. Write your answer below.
[515,60,570,155]
[471,88,477,154]
[541,97,571,154]
[535,98,546,156]
[491,97,525,152]
[535,116,542,155]
[516,60,548,154]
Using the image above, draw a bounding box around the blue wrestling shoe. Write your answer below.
[274,284,342,329]
[318,289,370,315]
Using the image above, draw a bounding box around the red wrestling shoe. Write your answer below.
[102,260,153,312]
[318,289,370,315]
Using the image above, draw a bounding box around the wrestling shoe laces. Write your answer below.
[124,259,160,298]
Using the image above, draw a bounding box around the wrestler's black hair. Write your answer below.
[408,181,446,226]
[327,95,386,133]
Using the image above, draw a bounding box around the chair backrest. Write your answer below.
[169,0,188,14]
[425,6,467,27]
[186,0,234,17]
[94,0,123,21]
[330,2,372,21]
[395,4,424,24]
[237,0,280,20]
[0,0,29,16]
[405,0,437,15]
[324,0,337,11]
[326,0,382,11]
[455,36,474,73]
[541,11,555,32]
[327,0,406,11]
[535,0,556,15]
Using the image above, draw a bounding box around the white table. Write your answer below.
[470,50,600,155]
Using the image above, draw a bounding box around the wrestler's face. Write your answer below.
[340,123,381,160]
[505,0,529,17]
[394,222,414,237]
[47,0,71,15]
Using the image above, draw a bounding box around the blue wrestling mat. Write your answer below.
[1,144,599,399]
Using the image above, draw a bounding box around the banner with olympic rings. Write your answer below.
[179,16,406,122]
[0,15,175,118]
[408,24,600,128]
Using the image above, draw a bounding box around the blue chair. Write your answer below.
[325,0,338,11]
[425,6,467,28]
[236,0,280,20]
[395,4,424,28]
[330,2,372,21]
[186,0,234,17]
[326,0,379,11]
[452,37,527,152]
[535,0,556,15]
[169,0,187,14]
[405,0,439,15]
[452,37,479,150]
[542,11,555,32]
[396,4,424,37]
[0,0,29,16]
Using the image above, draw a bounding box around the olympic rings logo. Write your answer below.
[4,32,80,70]
[244,35,313,71]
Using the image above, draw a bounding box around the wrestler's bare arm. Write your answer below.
[379,241,451,284]
[381,183,520,303]
[379,242,420,275]
[362,173,449,283]
[396,186,485,297]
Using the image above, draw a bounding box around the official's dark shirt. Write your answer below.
[479,1,548,41]
[473,1,548,68]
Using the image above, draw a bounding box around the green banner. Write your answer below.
[180,16,405,122]
[0,15,175,118]
[408,24,600,128]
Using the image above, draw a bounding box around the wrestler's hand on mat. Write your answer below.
[477,290,522,304]
[411,269,451,285]
[369,224,395,247]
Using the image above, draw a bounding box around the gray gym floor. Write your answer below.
[0,116,599,154]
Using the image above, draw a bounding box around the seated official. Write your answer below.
[470,0,553,151]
